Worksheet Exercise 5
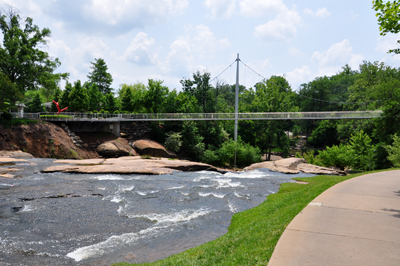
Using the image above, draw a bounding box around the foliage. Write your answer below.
[60,82,73,109]
[143,79,169,113]
[86,83,104,111]
[373,0,400,53]
[69,80,89,112]
[317,131,377,171]
[87,58,113,94]
[0,111,12,128]
[317,145,353,170]
[308,120,339,147]
[25,92,45,113]
[50,88,62,112]
[141,154,152,159]
[181,71,214,113]
[0,8,68,105]
[40,114,73,119]
[164,132,183,153]
[216,139,262,167]
[385,134,400,167]
[0,72,17,111]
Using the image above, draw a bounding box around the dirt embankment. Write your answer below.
[0,122,98,159]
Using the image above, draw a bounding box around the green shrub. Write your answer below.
[217,139,261,168]
[317,144,353,170]
[385,134,400,167]
[141,154,152,159]
[201,149,219,165]
[164,132,183,153]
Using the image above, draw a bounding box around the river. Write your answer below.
[0,158,314,265]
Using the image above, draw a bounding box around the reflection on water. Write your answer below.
[0,158,314,265]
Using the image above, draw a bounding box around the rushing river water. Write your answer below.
[0,158,314,265]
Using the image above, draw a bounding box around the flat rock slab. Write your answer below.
[245,158,344,175]
[0,158,29,163]
[43,157,219,175]
[0,151,34,158]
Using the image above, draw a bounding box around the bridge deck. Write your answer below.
[15,111,383,122]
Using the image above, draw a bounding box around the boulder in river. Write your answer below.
[97,138,138,158]
[132,139,177,158]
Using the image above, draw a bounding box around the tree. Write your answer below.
[120,86,134,112]
[69,80,88,112]
[86,83,104,111]
[104,93,118,113]
[253,76,298,160]
[87,58,113,94]
[181,71,214,113]
[26,92,45,113]
[143,79,168,113]
[373,0,400,53]
[51,88,62,113]
[0,72,17,111]
[60,82,73,109]
[0,8,68,105]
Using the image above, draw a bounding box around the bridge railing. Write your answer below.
[35,110,383,121]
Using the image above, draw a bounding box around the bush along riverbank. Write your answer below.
[112,168,399,266]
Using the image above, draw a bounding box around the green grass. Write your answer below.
[112,168,398,266]
[40,114,73,119]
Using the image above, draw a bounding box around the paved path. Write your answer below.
[268,170,400,266]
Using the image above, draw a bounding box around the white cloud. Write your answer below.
[47,36,109,81]
[303,7,330,18]
[312,39,364,76]
[288,47,305,56]
[375,35,400,62]
[239,0,286,17]
[123,32,157,66]
[254,7,303,42]
[286,65,311,89]
[50,0,189,34]
[165,24,230,74]
[204,0,286,19]
[204,0,237,19]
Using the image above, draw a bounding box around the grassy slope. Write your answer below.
[113,169,398,266]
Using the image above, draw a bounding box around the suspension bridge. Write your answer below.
[13,54,385,165]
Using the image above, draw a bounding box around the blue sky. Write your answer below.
[1,0,400,92]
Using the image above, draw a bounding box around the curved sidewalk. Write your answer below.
[268,170,400,266]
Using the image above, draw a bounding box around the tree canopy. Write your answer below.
[0,8,68,105]
[373,0,400,53]
[87,58,113,95]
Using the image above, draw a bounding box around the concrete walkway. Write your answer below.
[268,170,400,266]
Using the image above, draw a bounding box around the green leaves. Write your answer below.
[373,0,400,53]
[0,8,67,105]
[87,58,113,94]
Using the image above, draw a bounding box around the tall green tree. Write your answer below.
[26,92,45,113]
[60,82,73,109]
[144,79,168,113]
[181,71,214,113]
[69,80,88,112]
[51,88,62,113]
[0,8,68,105]
[104,93,118,113]
[373,0,400,53]
[87,58,113,94]
[86,83,104,111]
[253,76,298,160]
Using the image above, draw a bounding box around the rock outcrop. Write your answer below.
[42,157,221,175]
[0,123,98,159]
[245,158,346,175]
[132,139,177,158]
[97,138,138,158]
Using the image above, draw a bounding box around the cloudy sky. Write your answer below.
[1,0,400,92]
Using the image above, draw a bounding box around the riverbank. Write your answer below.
[112,168,399,266]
